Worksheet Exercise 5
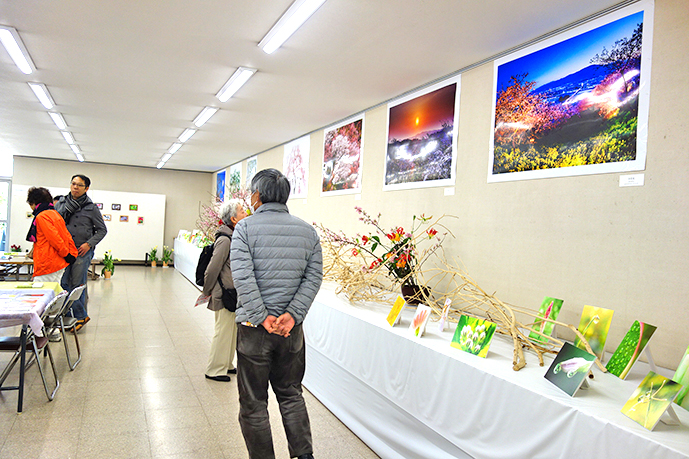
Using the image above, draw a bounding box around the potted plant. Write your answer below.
[161,246,173,267]
[149,246,159,267]
[101,250,117,278]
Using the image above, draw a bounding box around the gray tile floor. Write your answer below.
[0,266,379,459]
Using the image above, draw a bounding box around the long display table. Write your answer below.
[302,284,689,459]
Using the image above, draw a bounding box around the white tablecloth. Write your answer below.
[0,289,56,336]
[303,284,689,459]
[173,237,202,289]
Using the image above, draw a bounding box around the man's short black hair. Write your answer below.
[71,174,91,188]
[250,168,291,205]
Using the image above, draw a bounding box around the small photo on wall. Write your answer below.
[112,204,121,211]
[120,215,129,222]
[103,214,112,221]
[138,217,144,225]
[129,204,138,211]
[95,203,103,209]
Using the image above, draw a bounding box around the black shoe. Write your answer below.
[205,374,231,382]
[297,454,314,459]
[227,368,237,374]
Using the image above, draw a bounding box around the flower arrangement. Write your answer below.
[319,207,449,288]
[162,246,173,263]
[10,244,21,252]
[148,246,159,263]
[101,250,118,275]
[196,189,252,244]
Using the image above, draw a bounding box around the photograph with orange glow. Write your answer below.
[489,2,653,182]
[384,76,459,190]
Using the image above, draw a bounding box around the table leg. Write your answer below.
[17,325,26,413]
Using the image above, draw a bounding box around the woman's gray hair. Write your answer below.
[219,199,243,226]
[250,168,290,204]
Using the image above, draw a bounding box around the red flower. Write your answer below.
[427,228,438,238]
[351,248,359,256]
[361,235,369,245]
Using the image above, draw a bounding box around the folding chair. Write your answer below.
[0,292,64,411]
[45,285,86,370]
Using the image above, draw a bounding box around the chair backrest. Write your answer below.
[59,284,87,317]
[44,290,69,317]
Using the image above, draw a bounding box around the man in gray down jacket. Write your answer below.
[231,168,323,459]
[55,174,107,330]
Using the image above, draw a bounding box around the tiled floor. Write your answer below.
[0,266,379,459]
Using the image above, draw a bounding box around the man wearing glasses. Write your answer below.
[55,174,107,331]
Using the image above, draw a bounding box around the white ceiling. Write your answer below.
[0,0,625,173]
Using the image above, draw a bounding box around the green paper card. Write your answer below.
[451,315,497,358]
[672,345,689,411]
[574,305,614,360]
[622,371,682,431]
[529,296,563,343]
[606,320,657,379]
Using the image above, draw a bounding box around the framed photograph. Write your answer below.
[574,305,614,360]
[606,320,657,379]
[129,204,138,211]
[384,75,459,191]
[120,215,129,222]
[528,296,564,343]
[112,204,121,211]
[229,163,241,193]
[386,296,405,327]
[409,304,432,338]
[544,342,596,397]
[322,116,364,195]
[672,345,689,411]
[95,203,103,209]
[284,135,310,199]
[138,216,144,225]
[489,1,654,182]
[216,170,226,202]
[451,315,497,358]
[622,371,682,431]
[246,156,258,188]
[103,214,111,221]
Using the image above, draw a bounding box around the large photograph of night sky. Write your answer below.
[385,76,459,190]
[489,1,653,182]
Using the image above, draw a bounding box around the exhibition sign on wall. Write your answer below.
[384,75,460,191]
[322,116,364,196]
[489,0,654,182]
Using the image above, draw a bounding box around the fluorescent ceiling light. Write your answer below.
[0,26,35,74]
[161,153,172,162]
[69,144,80,154]
[168,142,183,154]
[193,106,219,127]
[178,128,197,143]
[156,161,165,169]
[75,153,85,162]
[28,82,55,109]
[48,112,67,130]
[61,131,75,144]
[216,67,257,102]
[258,0,327,54]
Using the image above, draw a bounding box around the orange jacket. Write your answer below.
[33,209,78,277]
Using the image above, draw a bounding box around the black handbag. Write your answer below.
[218,278,237,312]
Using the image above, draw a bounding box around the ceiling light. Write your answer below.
[156,161,165,169]
[193,106,219,128]
[0,26,35,74]
[178,128,197,143]
[61,131,75,144]
[168,142,182,154]
[75,153,84,162]
[216,67,257,102]
[258,0,327,54]
[48,112,67,130]
[70,144,80,154]
[161,153,172,162]
[28,82,55,109]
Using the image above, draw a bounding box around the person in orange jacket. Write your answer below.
[26,187,78,282]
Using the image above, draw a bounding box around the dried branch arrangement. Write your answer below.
[318,232,604,373]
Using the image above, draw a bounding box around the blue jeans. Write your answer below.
[61,248,93,320]
[237,323,312,459]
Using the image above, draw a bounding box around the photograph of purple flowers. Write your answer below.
[284,135,310,199]
[322,117,363,195]
[544,342,596,397]
[489,1,653,182]
[384,76,459,191]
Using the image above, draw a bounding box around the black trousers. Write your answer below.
[237,323,312,459]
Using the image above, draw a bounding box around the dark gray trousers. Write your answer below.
[237,323,312,459]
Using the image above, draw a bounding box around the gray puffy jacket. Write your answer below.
[230,202,323,326]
